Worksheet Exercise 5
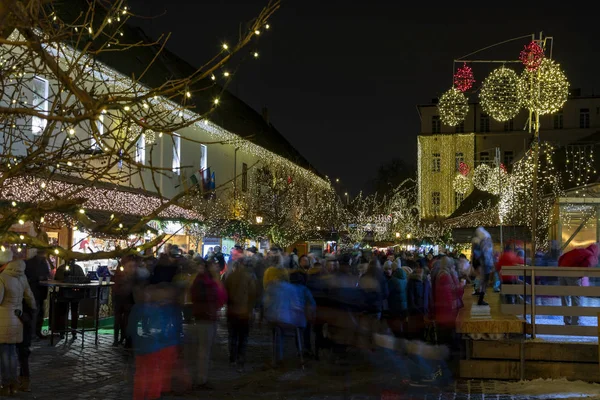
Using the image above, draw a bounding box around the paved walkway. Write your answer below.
[15,314,600,400]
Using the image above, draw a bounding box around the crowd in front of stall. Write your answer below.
[0,226,598,398]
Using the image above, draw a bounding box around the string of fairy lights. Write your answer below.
[0,1,337,256]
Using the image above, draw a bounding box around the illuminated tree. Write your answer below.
[0,0,278,260]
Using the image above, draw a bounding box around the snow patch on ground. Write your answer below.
[496,378,600,398]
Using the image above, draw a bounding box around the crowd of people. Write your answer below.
[0,225,598,397]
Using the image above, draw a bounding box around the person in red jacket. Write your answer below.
[558,243,600,326]
[496,248,525,304]
[433,256,463,350]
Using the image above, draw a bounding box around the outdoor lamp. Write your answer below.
[256,216,263,224]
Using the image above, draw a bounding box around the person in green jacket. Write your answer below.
[383,261,407,337]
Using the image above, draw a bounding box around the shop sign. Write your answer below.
[203,237,220,245]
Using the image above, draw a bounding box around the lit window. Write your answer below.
[136,133,145,164]
[480,113,490,132]
[479,151,490,166]
[503,151,514,168]
[455,152,464,171]
[455,192,464,206]
[553,112,563,129]
[200,144,207,171]
[431,116,441,133]
[432,192,441,214]
[31,76,48,135]
[580,108,590,129]
[432,153,441,172]
[91,114,104,150]
[172,133,180,175]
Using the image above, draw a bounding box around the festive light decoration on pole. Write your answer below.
[479,66,521,122]
[472,164,492,192]
[437,87,469,126]
[453,174,472,194]
[518,58,569,115]
[453,63,475,92]
[458,161,470,177]
[519,41,545,71]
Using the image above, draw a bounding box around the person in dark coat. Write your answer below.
[383,261,407,337]
[406,260,431,341]
[150,246,182,284]
[54,261,85,340]
[112,256,137,347]
[25,249,51,339]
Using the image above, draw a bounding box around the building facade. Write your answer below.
[417,92,600,221]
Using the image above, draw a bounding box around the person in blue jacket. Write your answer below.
[263,271,315,367]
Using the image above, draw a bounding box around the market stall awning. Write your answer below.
[445,188,499,229]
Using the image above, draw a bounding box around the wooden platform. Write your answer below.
[457,287,600,382]
[456,286,525,334]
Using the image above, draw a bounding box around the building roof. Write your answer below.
[53,2,321,177]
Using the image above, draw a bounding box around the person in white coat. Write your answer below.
[0,259,36,396]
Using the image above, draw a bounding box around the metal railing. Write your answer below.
[501,266,600,338]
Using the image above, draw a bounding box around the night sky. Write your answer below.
[127,1,600,195]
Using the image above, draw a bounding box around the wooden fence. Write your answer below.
[501,266,600,338]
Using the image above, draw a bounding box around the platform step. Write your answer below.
[460,359,600,381]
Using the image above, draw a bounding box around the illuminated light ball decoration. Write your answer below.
[437,87,469,126]
[453,174,472,194]
[518,58,569,115]
[485,167,509,195]
[472,164,492,191]
[519,41,545,71]
[453,63,475,92]
[458,161,470,177]
[479,66,521,122]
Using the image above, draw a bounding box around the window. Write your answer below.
[91,114,104,150]
[553,112,564,129]
[172,133,181,175]
[455,152,464,171]
[503,151,514,167]
[504,119,514,132]
[136,133,145,164]
[455,192,464,206]
[242,163,248,192]
[480,113,490,132]
[432,192,441,214]
[200,144,207,171]
[455,120,465,133]
[31,76,49,135]
[580,108,590,128]
[432,153,441,172]
[479,151,490,166]
[431,115,441,133]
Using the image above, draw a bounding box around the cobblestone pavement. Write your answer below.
[15,314,600,400]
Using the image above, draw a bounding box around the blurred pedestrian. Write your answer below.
[224,259,257,372]
[0,259,36,396]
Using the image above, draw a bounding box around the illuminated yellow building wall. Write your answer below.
[418,133,475,220]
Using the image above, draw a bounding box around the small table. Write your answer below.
[40,280,114,347]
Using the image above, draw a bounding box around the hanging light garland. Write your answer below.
[437,87,469,126]
[518,58,569,115]
[479,66,521,122]
[453,63,475,92]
